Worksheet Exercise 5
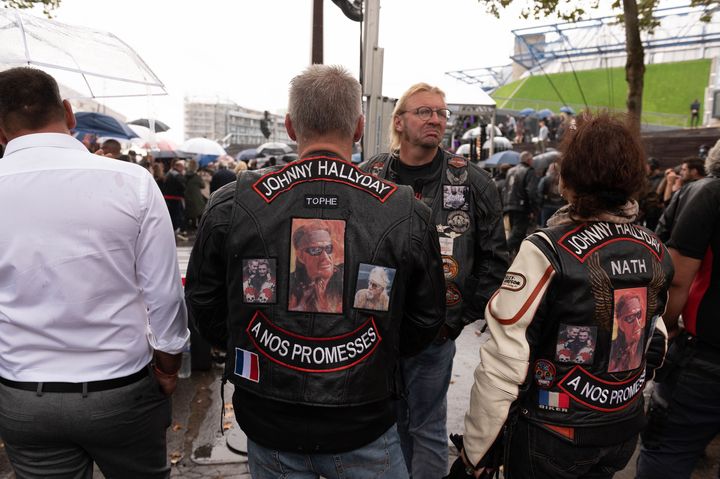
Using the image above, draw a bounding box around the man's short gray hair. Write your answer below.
[288,65,362,141]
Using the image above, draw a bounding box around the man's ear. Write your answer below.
[353,115,365,143]
[285,114,297,141]
[392,114,402,135]
[63,100,76,130]
[0,127,8,146]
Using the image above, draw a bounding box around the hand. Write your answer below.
[153,365,178,396]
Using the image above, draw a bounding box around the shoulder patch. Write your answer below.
[558,222,663,262]
[253,156,397,203]
[448,156,467,168]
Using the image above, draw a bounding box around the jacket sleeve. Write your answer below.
[525,168,540,211]
[464,235,556,466]
[645,311,669,381]
[400,199,446,356]
[184,187,234,349]
[459,168,510,325]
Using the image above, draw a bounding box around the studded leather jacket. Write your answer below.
[361,149,508,336]
[463,204,674,465]
[185,152,446,409]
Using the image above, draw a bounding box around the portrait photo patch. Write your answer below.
[288,218,345,314]
[353,264,396,312]
[242,259,277,304]
[555,325,597,365]
[608,287,647,373]
[442,185,469,211]
[442,256,459,280]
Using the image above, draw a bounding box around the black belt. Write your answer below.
[0,366,149,394]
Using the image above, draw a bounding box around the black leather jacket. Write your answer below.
[185,152,445,408]
[361,150,508,336]
[520,221,674,445]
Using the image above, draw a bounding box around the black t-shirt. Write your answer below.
[394,148,443,194]
[669,178,720,345]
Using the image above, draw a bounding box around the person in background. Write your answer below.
[536,161,565,227]
[210,156,237,194]
[690,98,701,128]
[639,157,664,231]
[636,140,720,479]
[184,158,206,232]
[0,67,188,478]
[234,160,248,175]
[503,151,538,258]
[361,82,508,479]
[453,111,673,479]
[537,119,549,153]
[656,157,707,242]
[99,138,129,161]
[164,158,187,239]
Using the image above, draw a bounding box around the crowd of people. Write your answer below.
[1,63,719,479]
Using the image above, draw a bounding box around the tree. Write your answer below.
[478,0,718,131]
[2,0,60,17]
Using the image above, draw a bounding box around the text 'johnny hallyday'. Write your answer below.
[256,158,393,199]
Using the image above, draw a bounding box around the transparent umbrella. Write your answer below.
[180,138,227,156]
[0,9,165,99]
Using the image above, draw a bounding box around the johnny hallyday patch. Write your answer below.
[558,222,663,262]
[253,156,397,203]
[246,311,381,373]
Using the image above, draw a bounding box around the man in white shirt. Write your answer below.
[0,67,189,478]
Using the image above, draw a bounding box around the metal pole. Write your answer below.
[362,0,383,157]
[312,0,324,64]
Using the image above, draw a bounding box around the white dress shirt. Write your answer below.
[0,133,189,382]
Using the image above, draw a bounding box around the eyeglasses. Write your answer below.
[622,310,642,323]
[401,107,451,121]
[304,244,333,256]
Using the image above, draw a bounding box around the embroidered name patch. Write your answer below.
[253,156,397,203]
[304,194,339,208]
[246,311,381,373]
[557,365,646,412]
[558,222,663,262]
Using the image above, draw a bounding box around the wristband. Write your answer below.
[153,364,179,379]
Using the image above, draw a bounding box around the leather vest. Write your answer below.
[223,153,437,406]
[362,151,503,329]
[521,221,672,432]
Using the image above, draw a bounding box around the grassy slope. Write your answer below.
[492,59,711,126]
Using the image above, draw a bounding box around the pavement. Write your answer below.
[0,243,717,478]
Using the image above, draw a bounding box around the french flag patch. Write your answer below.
[538,390,569,412]
[234,348,260,383]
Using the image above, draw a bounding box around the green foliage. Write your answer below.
[1,0,60,17]
[492,59,711,127]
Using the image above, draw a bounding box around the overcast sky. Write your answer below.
[22,0,683,141]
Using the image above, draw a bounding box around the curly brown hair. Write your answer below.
[559,111,646,218]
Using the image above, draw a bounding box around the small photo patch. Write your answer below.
[447,210,470,234]
[353,263,396,312]
[534,359,556,388]
[234,348,260,383]
[439,236,454,256]
[289,219,345,314]
[443,185,469,211]
[370,161,385,176]
[442,256,459,280]
[538,390,569,412]
[555,325,597,365]
[446,283,462,306]
[242,259,277,304]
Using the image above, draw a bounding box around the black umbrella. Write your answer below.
[128,118,171,132]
